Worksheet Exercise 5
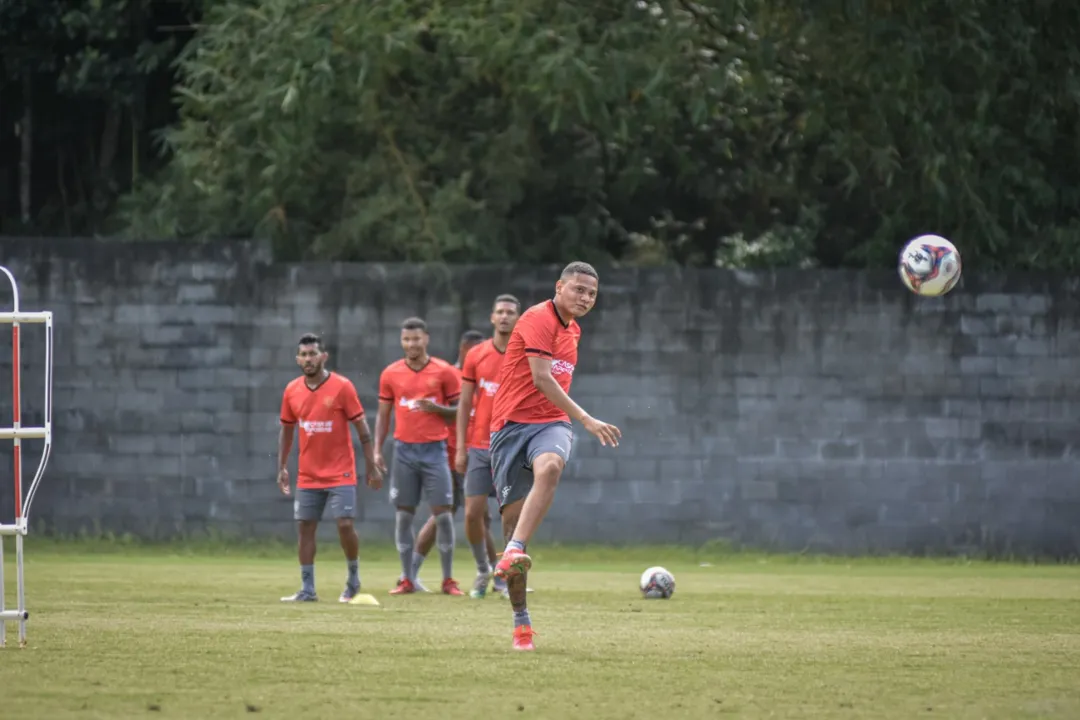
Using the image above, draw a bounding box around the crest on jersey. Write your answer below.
[323,397,334,408]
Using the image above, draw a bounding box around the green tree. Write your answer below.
[116,0,1080,270]
[118,0,806,264]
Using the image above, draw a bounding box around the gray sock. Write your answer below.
[394,510,415,581]
[347,559,359,589]
[411,551,425,579]
[470,540,490,574]
[301,564,315,594]
[435,512,455,581]
[513,609,531,628]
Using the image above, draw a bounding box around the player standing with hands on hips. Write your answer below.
[277,333,384,603]
[488,262,621,650]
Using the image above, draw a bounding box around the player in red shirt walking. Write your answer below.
[277,333,383,603]
[489,263,621,650]
[375,317,464,596]
[455,294,521,598]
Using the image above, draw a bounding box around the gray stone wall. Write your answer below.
[0,238,1077,556]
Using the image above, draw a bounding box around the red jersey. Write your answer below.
[280,372,365,489]
[378,357,462,443]
[490,300,580,433]
[461,339,507,449]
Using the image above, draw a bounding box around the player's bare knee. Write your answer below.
[431,504,453,516]
[335,517,354,532]
[298,520,318,537]
[532,453,565,483]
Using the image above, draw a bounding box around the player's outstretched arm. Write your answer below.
[527,356,621,447]
[277,423,295,495]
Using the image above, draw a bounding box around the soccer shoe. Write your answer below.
[339,584,360,603]
[399,575,430,592]
[389,579,417,595]
[280,590,318,602]
[512,625,536,652]
[442,578,465,596]
[470,570,493,599]
[493,548,532,580]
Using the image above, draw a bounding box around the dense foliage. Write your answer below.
[4,0,1080,269]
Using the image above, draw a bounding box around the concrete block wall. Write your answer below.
[0,239,1077,556]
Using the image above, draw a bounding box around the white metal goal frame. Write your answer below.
[0,265,54,648]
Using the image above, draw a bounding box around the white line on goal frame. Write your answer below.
[0,265,54,648]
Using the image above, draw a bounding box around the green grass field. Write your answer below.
[2,540,1079,719]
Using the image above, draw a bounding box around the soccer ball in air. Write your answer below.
[639,566,675,599]
[898,235,962,297]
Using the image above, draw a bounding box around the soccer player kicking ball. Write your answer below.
[277,334,384,603]
[489,263,621,650]
[375,317,465,596]
[455,294,522,599]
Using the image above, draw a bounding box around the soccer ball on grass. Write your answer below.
[898,234,962,297]
[639,566,675,599]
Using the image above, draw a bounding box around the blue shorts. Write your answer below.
[389,440,454,509]
[489,421,574,509]
[294,486,356,521]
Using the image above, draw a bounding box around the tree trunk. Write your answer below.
[19,72,32,225]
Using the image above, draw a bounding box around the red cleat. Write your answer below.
[493,547,532,580]
[441,578,465,596]
[389,578,416,595]
[512,625,536,651]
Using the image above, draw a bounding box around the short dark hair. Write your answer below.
[560,261,598,281]
[493,293,521,311]
[460,329,485,344]
[401,317,427,332]
[297,333,323,351]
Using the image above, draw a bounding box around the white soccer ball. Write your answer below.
[898,234,962,297]
[639,566,675,599]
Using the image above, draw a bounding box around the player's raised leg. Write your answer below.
[282,489,326,601]
[328,485,363,602]
[492,422,573,581]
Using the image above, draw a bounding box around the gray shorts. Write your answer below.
[464,448,495,498]
[294,486,356,521]
[489,421,574,509]
[389,440,455,509]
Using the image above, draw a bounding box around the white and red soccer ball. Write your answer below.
[640,566,675,599]
[898,234,962,297]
